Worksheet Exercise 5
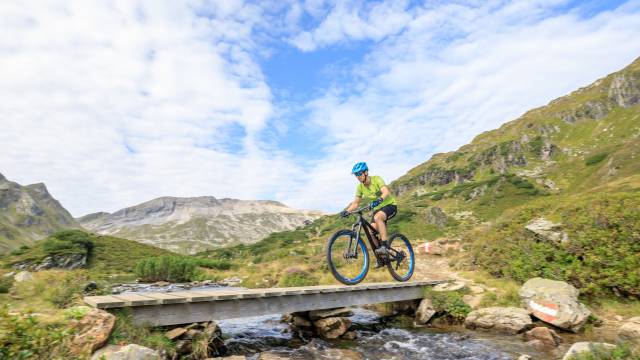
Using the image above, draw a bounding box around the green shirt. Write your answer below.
[355,175,397,210]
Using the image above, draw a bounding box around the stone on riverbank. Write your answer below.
[415,298,436,325]
[313,317,351,339]
[309,307,353,320]
[519,277,591,332]
[91,344,160,360]
[464,307,532,334]
[523,326,562,348]
[69,307,115,356]
[560,342,616,360]
[618,316,640,345]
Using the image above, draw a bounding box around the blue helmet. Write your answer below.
[351,162,368,174]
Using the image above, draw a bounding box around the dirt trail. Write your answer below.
[413,253,465,282]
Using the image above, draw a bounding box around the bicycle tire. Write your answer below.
[326,229,369,285]
[386,233,415,282]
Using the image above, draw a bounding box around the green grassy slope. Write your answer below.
[197,57,640,298]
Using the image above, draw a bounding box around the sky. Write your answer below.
[1,0,640,217]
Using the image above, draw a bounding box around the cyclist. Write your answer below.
[340,162,397,257]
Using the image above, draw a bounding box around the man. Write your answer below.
[340,162,397,256]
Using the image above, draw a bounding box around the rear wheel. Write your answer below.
[327,229,369,285]
[386,233,415,282]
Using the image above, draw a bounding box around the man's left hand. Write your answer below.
[370,198,383,209]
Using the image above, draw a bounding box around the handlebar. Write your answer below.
[346,204,371,216]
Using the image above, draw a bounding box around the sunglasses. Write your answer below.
[354,171,366,176]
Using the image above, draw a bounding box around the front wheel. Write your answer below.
[386,233,415,282]
[327,229,369,285]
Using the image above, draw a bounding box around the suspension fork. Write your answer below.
[350,221,362,254]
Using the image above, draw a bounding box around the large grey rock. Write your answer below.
[519,278,591,332]
[425,207,448,229]
[91,344,160,360]
[69,307,115,356]
[524,218,569,246]
[609,72,640,108]
[464,307,532,334]
[618,316,640,345]
[14,271,34,282]
[313,317,351,339]
[415,298,436,325]
[523,326,562,348]
[433,281,466,292]
[561,342,616,360]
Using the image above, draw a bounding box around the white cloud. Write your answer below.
[0,0,301,216]
[280,0,640,212]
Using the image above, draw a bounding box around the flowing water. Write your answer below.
[217,308,547,359]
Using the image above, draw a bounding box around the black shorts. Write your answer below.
[373,204,397,222]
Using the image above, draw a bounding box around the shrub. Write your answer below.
[279,268,318,287]
[195,258,233,270]
[0,276,14,293]
[42,230,93,256]
[585,152,608,166]
[134,256,201,282]
[422,288,471,323]
[0,306,75,359]
[430,193,444,201]
[13,270,88,308]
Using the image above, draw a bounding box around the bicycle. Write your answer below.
[326,204,415,285]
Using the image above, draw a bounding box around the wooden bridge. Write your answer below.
[84,280,447,326]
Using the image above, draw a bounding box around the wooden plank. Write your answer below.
[84,295,126,309]
[195,290,245,300]
[140,292,188,304]
[111,293,159,306]
[166,291,215,302]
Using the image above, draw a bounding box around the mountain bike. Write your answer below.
[326,204,415,285]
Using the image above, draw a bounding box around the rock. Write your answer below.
[14,271,34,282]
[257,352,290,360]
[203,321,222,339]
[516,355,532,360]
[609,73,640,108]
[618,316,640,345]
[221,277,242,286]
[34,253,87,271]
[313,317,351,339]
[415,298,436,325]
[463,294,483,309]
[84,281,98,292]
[519,278,591,332]
[308,307,353,320]
[153,281,170,286]
[464,307,532,334]
[217,356,247,360]
[433,281,466,292]
[165,327,187,340]
[342,331,358,340]
[561,342,616,360]
[91,344,160,360]
[175,339,192,355]
[183,329,201,340]
[292,316,312,328]
[523,326,562,348]
[425,206,448,229]
[525,218,569,246]
[470,286,485,294]
[69,308,116,356]
[2,271,15,278]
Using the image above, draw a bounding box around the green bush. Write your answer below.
[134,256,201,282]
[279,268,318,287]
[0,276,14,293]
[585,152,608,166]
[430,193,444,201]
[195,258,233,270]
[0,306,75,359]
[423,288,471,323]
[42,229,93,256]
[466,193,640,298]
[109,310,176,356]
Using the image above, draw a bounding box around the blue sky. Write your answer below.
[1,0,640,216]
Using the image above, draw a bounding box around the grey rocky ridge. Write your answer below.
[0,172,81,252]
[78,196,325,254]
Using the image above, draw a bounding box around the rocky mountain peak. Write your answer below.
[0,172,6,182]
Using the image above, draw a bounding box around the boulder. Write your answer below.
[464,307,532,334]
[91,344,160,360]
[308,307,353,320]
[519,278,591,332]
[14,271,34,282]
[618,316,640,345]
[525,218,569,246]
[342,331,358,340]
[523,326,562,348]
[433,281,466,292]
[292,315,312,328]
[313,317,351,339]
[69,307,116,356]
[425,207,448,229]
[561,342,616,360]
[165,327,187,340]
[415,298,436,325]
[257,352,291,360]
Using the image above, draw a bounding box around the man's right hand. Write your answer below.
[340,210,350,218]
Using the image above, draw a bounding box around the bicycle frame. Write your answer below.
[349,205,385,263]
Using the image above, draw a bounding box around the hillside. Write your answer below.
[78,196,325,254]
[198,57,640,299]
[0,173,81,253]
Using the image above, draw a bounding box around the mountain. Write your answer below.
[78,196,325,254]
[198,57,640,298]
[0,173,81,253]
